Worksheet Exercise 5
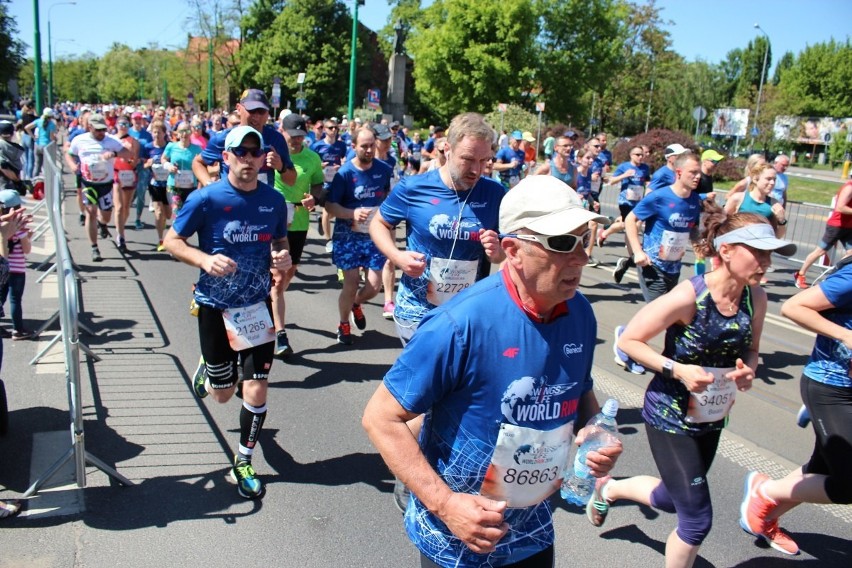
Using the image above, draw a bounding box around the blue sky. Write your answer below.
[10,0,852,74]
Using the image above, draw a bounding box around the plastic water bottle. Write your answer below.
[694,258,707,276]
[560,399,620,506]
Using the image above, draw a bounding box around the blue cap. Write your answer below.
[0,189,22,208]
[238,89,270,111]
[511,130,523,140]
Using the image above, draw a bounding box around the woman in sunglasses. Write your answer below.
[144,120,172,251]
[111,117,141,252]
[162,121,202,214]
[586,208,796,568]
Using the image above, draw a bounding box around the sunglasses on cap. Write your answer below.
[229,146,265,158]
[500,230,591,253]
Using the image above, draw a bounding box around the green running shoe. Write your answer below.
[192,356,208,399]
[232,457,264,499]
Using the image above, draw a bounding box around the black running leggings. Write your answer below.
[646,424,722,546]
[801,375,852,504]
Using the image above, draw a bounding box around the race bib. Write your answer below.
[174,170,195,189]
[591,177,602,193]
[685,367,737,423]
[426,257,478,306]
[222,302,275,351]
[480,421,573,508]
[323,165,337,183]
[625,185,644,201]
[118,169,136,188]
[98,191,114,211]
[351,207,377,234]
[151,164,169,182]
[508,175,520,189]
[658,230,690,261]
[286,202,296,226]
[89,160,109,181]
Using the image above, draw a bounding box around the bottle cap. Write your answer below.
[602,398,619,417]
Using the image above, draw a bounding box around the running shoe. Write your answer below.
[393,479,411,513]
[325,241,333,253]
[337,322,353,345]
[274,331,294,359]
[231,456,264,499]
[613,325,645,375]
[596,228,607,248]
[98,222,110,239]
[192,356,208,399]
[759,520,800,555]
[586,476,612,527]
[794,272,808,289]
[91,246,102,262]
[586,256,600,268]
[11,330,33,341]
[612,257,629,284]
[382,302,395,320]
[134,219,144,230]
[156,241,166,252]
[739,471,772,536]
[796,405,811,428]
[116,236,127,253]
[352,303,367,330]
[79,213,85,226]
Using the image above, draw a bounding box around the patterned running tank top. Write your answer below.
[642,275,754,436]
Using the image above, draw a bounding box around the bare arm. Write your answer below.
[723,193,743,215]
[782,285,852,349]
[192,154,214,186]
[624,212,645,264]
[369,210,426,277]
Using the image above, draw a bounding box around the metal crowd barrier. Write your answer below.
[22,141,132,498]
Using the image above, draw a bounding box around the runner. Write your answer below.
[143,120,172,251]
[604,146,651,283]
[163,125,291,500]
[793,175,852,288]
[326,128,393,346]
[587,211,796,568]
[493,131,526,190]
[533,134,577,189]
[111,117,142,252]
[66,113,135,262]
[128,111,154,230]
[738,251,851,557]
[363,175,619,567]
[310,118,349,253]
[162,122,202,214]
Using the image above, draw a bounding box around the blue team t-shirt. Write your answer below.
[649,166,676,192]
[384,270,596,567]
[631,186,701,274]
[147,145,168,188]
[172,179,287,310]
[310,138,348,166]
[804,262,852,388]
[201,124,294,188]
[328,159,393,237]
[495,146,525,182]
[614,161,651,205]
[771,171,789,204]
[379,169,503,322]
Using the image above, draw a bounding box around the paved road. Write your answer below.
[0,180,849,568]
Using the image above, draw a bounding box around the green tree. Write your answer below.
[239,0,379,119]
[734,36,771,105]
[0,0,25,100]
[772,50,794,85]
[406,0,538,124]
[97,44,145,103]
[777,39,852,117]
[52,55,100,103]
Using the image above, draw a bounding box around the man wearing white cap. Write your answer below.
[164,125,291,500]
[648,143,688,191]
[363,175,621,567]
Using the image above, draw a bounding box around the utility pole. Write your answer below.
[347,0,364,120]
[33,0,44,111]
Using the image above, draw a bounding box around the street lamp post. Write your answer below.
[752,23,770,147]
[32,0,43,112]
[47,2,77,108]
[347,0,364,120]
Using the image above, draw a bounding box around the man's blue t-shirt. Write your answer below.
[384,270,596,567]
[128,127,153,147]
[310,138,348,166]
[200,124,294,188]
[614,161,651,205]
[172,178,287,310]
[599,149,613,168]
[328,159,393,237]
[631,185,701,274]
[495,146,525,182]
[649,165,676,191]
[804,262,852,388]
[379,169,503,322]
[771,171,789,204]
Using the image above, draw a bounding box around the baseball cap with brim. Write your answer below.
[522,131,536,142]
[0,189,22,208]
[713,223,797,257]
[665,143,688,157]
[564,130,577,139]
[701,149,724,162]
[131,112,143,120]
[89,114,107,129]
[0,121,14,136]
[511,130,524,141]
[372,124,392,141]
[282,114,308,137]
[500,176,607,235]
[224,125,264,150]
[239,89,270,111]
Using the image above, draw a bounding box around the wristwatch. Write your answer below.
[662,358,675,380]
[777,219,788,226]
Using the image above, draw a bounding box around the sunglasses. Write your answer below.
[591,144,601,148]
[500,230,591,253]
[229,146,264,158]
[118,123,130,128]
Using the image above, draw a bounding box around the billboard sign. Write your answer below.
[773,116,852,145]
[711,108,750,137]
